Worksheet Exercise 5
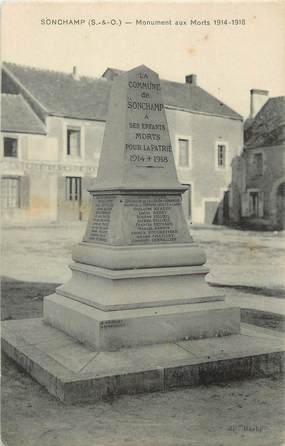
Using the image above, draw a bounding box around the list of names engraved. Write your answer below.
[88,196,115,242]
[125,195,180,243]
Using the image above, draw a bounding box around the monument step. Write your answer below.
[55,262,224,312]
[1,319,284,403]
[44,294,240,351]
[72,242,206,270]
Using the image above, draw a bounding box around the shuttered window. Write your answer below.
[1,177,20,208]
[217,144,226,168]
[65,177,82,201]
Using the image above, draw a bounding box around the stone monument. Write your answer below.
[3,66,282,403]
[44,65,239,350]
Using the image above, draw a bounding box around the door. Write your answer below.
[204,201,219,224]
[181,184,192,221]
[276,183,285,229]
[58,176,82,221]
[249,191,259,217]
[65,176,82,220]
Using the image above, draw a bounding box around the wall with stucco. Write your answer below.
[1,109,243,225]
[165,109,243,223]
[1,132,58,223]
[46,116,104,164]
[244,144,285,220]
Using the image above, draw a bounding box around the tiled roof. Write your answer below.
[160,78,242,119]
[244,97,285,148]
[3,62,110,122]
[2,62,242,121]
[1,93,46,135]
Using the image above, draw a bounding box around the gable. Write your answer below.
[1,94,46,135]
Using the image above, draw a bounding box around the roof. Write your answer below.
[2,62,242,121]
[102,67,243,120]
[244,96,285,149]
[102,67,124,80]
[161,79,242,119]
[1,93,46,135]
[3,62,110,122]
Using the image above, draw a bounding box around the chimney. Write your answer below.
[185,74,197,86]
[72,66,79,80]
[250,89,269,119]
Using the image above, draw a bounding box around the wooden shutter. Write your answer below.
[57,176,66,221]
[81,176,95,220]
[258,192,264,217]
[20,176,30,208]
[57,175,66,205]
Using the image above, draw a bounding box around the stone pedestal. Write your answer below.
[54,263,223,311]
[44,294,240,351]
[42,65,241,352]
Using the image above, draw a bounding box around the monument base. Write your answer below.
[54,262,224,311]
[2,319,284,403]
[44,294,240,351]
[72,242,206,270]
[43,261,237,351]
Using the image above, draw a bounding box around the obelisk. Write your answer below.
[44,66,239,351]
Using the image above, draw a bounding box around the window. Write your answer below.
[1,177,20,208]
[67,128,81,157]
[65,177,82,201]
[253,153,263,176]
[178,139,190,167]
[4,137,18,158]
[217,144,226,168]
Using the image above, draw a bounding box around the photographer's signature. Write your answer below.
[228,424,264,433]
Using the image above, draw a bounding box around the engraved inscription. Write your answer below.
[88,196,115,242]
[100,320,126,328]
[125,195,180,243]
[126,69,173,169]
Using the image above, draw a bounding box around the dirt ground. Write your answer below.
[2,354,284,446]
[1,224,285,446]
[1,223,285,291]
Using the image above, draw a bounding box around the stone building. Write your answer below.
[230,90,285,230]
[1,62,243,224]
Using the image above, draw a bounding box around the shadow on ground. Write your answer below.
[1,277,58,321]
[2,277,284,332]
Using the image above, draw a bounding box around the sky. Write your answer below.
[1,1,285,118]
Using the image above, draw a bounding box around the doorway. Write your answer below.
[58,176,82,221]
[276,182,285,229]
[249,191,259,217]
[182,184,192,221]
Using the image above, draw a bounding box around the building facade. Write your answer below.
[230,90,285,230]
[1,62,243,224]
